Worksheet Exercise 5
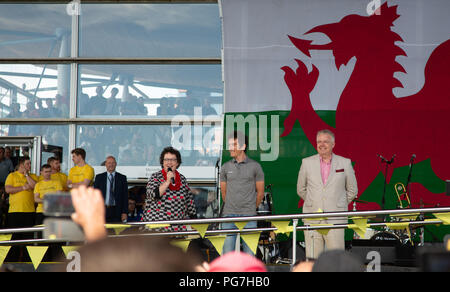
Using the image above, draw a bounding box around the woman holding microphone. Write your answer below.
[142,147,196,231]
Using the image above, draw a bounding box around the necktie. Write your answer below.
[108,173,115,206]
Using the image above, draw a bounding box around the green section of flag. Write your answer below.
[222,110,448,242]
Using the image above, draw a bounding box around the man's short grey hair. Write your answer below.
[317,129,335,143]
[105,156,117,162]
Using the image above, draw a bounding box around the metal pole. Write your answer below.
[0,219,445,246]
[130,206,450,226]
[292,219,298,265]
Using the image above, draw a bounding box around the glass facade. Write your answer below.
[79,4,221,58]
[77,124,221,168]
[0,4,71,59]
[77,64,223,118]
[0,64,71,118]
[0,2,223,183]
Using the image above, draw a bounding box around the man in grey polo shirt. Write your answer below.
[220,131,265,255]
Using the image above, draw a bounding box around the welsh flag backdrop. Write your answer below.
[220,0,450,241]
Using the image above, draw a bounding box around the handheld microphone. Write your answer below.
[410,154,416,162]
[167,167,175,184]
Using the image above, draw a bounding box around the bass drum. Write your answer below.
[370,231,401,245]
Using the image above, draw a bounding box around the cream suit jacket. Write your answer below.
[297,153,358,224]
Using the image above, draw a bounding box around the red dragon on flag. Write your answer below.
[281,2,450,210]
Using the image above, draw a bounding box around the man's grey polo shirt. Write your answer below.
[220,157,264,216]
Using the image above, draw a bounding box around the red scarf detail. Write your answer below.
[161,169,181,191]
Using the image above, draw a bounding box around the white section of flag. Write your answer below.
[221,0,450,113]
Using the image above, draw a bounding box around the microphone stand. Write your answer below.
[379,154,396,219]
[405,155,415,205]
[407,155,423,245]
[213,158,223,230]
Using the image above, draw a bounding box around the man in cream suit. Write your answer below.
[297,129,358,259]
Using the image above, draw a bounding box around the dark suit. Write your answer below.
[94,171,128,223]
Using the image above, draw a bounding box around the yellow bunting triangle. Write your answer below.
[272,221,293,235]
[207,236,227,256]
[240,232,261,255]
[105,224,130,235]
[350,216,375,220]
[304,208,328,221]
[317,229,330,236]
[386,222,410,230]
[146,223,171,229]
[26,246,48,270]
[191,224,210,238]
[0,234,12,242]
[0,246,11,267]
[352,218,368,234]
[308,224,333,236]
[406,227,413,246]
[171,240,191,253]
[348,224,366,238]
[433,213,450,225]
[235,221,248,231]
[61,246,81,258]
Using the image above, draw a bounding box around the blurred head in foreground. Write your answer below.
[62,236,198,272]
[208,252,267,272]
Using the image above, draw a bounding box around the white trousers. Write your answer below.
[304,228,345,259]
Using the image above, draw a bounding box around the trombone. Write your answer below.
[394,182,411,209]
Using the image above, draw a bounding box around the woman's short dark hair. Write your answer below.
[159,147,182,168]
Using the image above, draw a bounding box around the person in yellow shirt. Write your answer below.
[68,148,94,189]
[48,156,68,191]
[5,156,38,225]
[34,164,63,225]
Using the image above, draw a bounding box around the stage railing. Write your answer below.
[0,207,449,264]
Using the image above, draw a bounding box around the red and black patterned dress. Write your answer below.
[141,169,196,231]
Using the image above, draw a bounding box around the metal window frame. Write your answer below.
[0,0,224,183]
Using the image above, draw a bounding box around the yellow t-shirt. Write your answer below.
[34,180,64,213]
[68,164,94,186]
[38,172,68,191]
[5,171,39,213]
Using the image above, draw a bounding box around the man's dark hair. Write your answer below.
[227,131,249,153]
[159,146,182,168]
[71,148,86,160]
[41,164,51,171]
[47,156,60,164]
[18,156,31,166]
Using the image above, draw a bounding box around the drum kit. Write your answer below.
[352,181,439,246]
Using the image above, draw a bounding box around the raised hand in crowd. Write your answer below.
[70,185,107,242]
